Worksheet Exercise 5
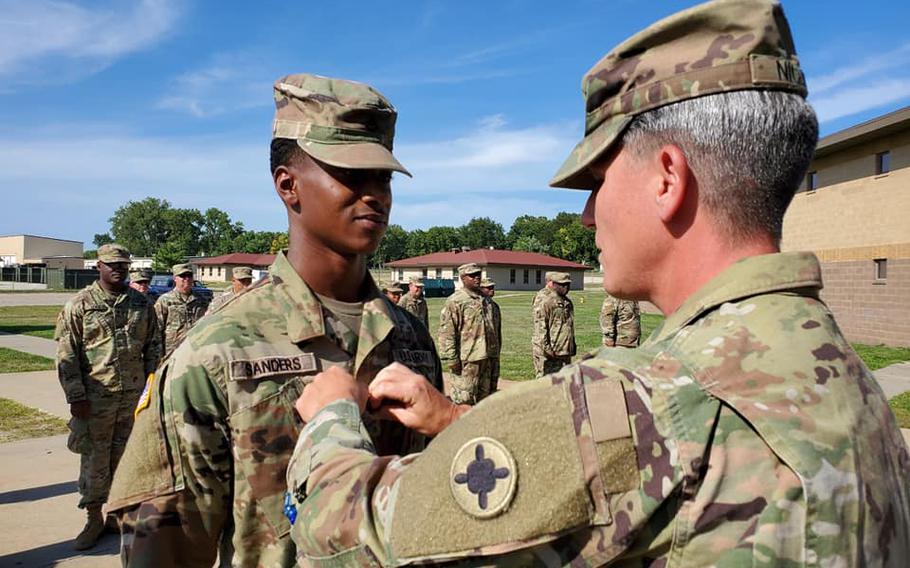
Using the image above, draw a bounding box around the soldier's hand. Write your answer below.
[70,400,90,419]
[295,366,368,423]
[603,338,616,347]
[450,361,462,375]
[368,363,469,436]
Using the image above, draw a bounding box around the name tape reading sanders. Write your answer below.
[229,354,318,381]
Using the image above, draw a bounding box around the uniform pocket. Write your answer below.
[67,417,91,454]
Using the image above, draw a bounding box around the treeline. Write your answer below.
[88,198,598,270]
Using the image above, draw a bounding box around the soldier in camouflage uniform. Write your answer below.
[284,2,910,566]
[398,276,429,329]
[480,278,502,394]
[532,271,576,378]
[600,292,640,348]
[128,267,153,296]
[208,265,253,312]
[154,263,210,356]
[380,280,405,304]
[107,73,443,568]
[55,243,160,550]
[438,263,495,404]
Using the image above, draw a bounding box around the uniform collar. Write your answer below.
[271,252,396,368]
[89,280,127,304]
[646,252,822,345]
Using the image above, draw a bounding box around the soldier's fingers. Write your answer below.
[368,378,417,406]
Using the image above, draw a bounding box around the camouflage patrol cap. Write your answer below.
[546,271,571,285]
[272,74,411,176]
[480,278,496,288]
[381,281,405,294]
[408,276,425,287]
[232,266,253,280]
[457,263,482,277]
[97,243,131,264]
[129,268,152,282]
[171,263,193,277]
[550,0,808,190]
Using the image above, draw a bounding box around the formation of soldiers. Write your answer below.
[51,1,910,565]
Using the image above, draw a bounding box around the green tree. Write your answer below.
[506,215,554,250]
[108,198,174,256]
[83,250,98,259]
[199,208,244,256]
[269,233,290,254]
[460,217,506,250]
[373,224,409,265]
[233,230,283,253]
[405,229,430,258]
[552,218,598,266]
[424,226,462,253]
[512,235,549,254]
[152,240,187,271]
[164,208,204,257]
[93,233,113,248]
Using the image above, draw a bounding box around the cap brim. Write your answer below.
[549,114,631,190]
[98,257,131,264]
[298,139,412,177]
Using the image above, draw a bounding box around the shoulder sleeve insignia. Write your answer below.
[450,437,517,519]
[228,353,317,381]
[134,372,154,418]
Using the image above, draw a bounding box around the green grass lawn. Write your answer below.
[0,347,55,373]
[851,344,910,371]
[0,397,68,443]
[0,305,62,340]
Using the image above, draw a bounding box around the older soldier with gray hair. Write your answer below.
[154,263,210,356]
[285,1,910,566]
[398,276,429,329]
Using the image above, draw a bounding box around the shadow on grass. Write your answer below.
[0,324,56,339]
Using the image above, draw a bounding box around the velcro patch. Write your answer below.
[585,380,631,442]
[229,354,317,381]
[393,349,434,367]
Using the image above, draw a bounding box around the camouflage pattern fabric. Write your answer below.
[108,252,443,568]
[286,251,910,566]
[398,291,428,329]
[449,358,494,406]
[600,294,641,348]
[438,287,493,404]
[484,297,502,392]
[154,288,210,356]
[55,281,160,508]
[207,289,234,312]
[532,286,576,378]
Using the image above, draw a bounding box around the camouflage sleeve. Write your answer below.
[142,303,162,376]
[532,301,553,356]
[287,400,412,564]
[600,297,617,343]
[55,303,88,403]
[617,301,641,346]
[121,354,231,565]
[437,301,460,362]
[154,299,168,347]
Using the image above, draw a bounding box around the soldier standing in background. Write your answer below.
[438,263,493,404]
[55,244,160,550]
[128,268,153,296]
[154,263,210,356]
[107,73,443,567]
[208,266,254,312]
[600,292,641,347]
[399,276,429,329]
[285,2,910,564]
[479,278,502,394]
[532,271,576,378]
[381,281,405,304]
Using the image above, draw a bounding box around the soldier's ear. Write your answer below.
[274,165,301,212]
[654,144,691,226]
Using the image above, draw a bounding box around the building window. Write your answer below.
[807,171,818,191]
[397,269,404,280]
[422,268,428,277]
[876,151,891,175]
[523,269,529,284]
[435,268,442,279]
[874,258,887,281]
[509,269,516,284]
[536,269,542,284]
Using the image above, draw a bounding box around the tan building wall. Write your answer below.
[781,125,910,346]
[0,235,83,266]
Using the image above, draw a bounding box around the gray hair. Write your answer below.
[622,90,818,244]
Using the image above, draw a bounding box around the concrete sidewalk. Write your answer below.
[0,331,57,359]
[0,435,118,567]
[0,370,68,418]
[874,362,910,399]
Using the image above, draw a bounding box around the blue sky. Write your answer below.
[2,0,909,247]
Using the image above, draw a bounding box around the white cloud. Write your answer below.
[0,0,179,82]
[157,52,274,117]
[811,78,910,123]
[810,43,910,94]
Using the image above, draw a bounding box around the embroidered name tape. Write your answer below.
[229,354,317,381]
[393,349,433,367]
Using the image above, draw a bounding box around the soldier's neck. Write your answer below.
[287,242,370,303]
[98,279,126,295]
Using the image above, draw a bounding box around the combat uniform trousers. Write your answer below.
[69,389,142,508]
[486,358,501,396]
[533,354,571,379]
[449,359,493,405]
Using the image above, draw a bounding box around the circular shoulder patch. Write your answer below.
[449,436,518,519]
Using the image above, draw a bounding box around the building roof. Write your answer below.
[387,249,588,269]
[815,104,910,159]
[193,253,276,266]
[0,234,83,244]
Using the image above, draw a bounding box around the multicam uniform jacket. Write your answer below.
[154,288,210,356]
[484,297,502,359]
[398,291,429,329]
[438,288,490,364]
[56,281,160,402]
[285,252,910,566]
[107,252,444,568]
[600,294,641,348]
[532,287,576,358]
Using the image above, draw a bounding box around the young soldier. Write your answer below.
[479,278,502,394]
[107,74,443,567]
[531,271,576,377]
[55,244,160,550]
[285,1,910,565]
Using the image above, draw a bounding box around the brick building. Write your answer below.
[386,249,588,291]
[781,105,910,346]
